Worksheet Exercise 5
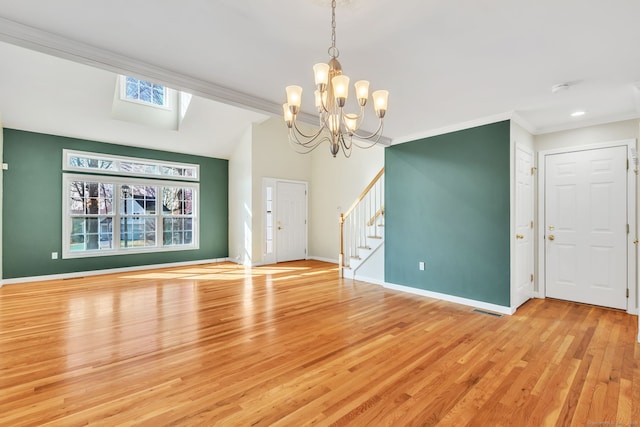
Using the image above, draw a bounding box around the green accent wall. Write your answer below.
[385,121,511,306]
[2,129,228,279]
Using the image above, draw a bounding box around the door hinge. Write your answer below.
[531,166,537,175]
[627,159,630,170]
[530,220,534,229]
[627,288,630,298]
[530,274,534,282]
[627,224,630,234]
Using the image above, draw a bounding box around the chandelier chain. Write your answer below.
[329,0,339,58]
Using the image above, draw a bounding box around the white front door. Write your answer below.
[276,181,307,262]
[513,144,534,308]
[544,146,627,309]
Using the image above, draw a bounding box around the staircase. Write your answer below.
[339,168,384,279]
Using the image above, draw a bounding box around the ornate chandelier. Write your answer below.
[283,0,389,157]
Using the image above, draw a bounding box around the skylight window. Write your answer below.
[121,76,168,108]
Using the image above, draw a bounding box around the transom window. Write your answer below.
[122,76,168,107]
[63,149,198,181]
[63,174,198,259]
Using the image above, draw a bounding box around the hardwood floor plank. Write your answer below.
[0,260,638,426]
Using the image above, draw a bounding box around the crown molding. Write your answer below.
[510,111,536,135]
[0,17,392,145]
[391,112,515,145]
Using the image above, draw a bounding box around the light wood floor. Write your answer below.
[0,260,638,426]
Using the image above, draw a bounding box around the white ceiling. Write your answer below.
[0,0,639,157]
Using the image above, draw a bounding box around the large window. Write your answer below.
[63,174,199,259]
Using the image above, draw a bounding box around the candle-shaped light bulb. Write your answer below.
[285,85,303,114]
[372,90,389,118]
[313,63,330,90]
[354,80,369,106]
[283,103,293,128]
[345,113,358,134]
[332,75,349,107]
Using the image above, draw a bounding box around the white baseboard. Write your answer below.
[382,281,515,315]
[1,258,229,286]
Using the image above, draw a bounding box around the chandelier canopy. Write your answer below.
[283,0,389,157]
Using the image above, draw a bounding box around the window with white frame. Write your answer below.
[121,76,168,108]
[63,173,199,259]
[63,149,198,180]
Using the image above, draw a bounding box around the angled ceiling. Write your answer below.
[0,0,639,156]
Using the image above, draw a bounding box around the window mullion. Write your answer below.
[114,183,122,251]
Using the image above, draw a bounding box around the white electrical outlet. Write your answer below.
[51,252,58,260]
[419,261,425,270]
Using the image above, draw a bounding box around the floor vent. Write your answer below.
[472,309,503,318]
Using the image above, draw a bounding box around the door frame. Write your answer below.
[537,139,637,314]
[262,178,308,265]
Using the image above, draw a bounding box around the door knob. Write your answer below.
[548,235,555,241]
[516,234,524,240]
[278,226,283,230]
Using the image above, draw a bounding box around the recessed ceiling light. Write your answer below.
[571,111,585,117]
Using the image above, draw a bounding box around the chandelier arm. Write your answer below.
[341,130,352,151]
[339,133,353,158]
[291,118,325,141]
[290,129,324,148]
[318,90,330,114]
[352,123,385,149]
[288,135,330,154]
[289,129,325,150]
[350,119,384,141]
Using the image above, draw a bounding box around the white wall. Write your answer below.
[309,143,385,262]
[228,126,253,265]
[535,119,639,151]
[251,118,312,265]
[0,114,3,283]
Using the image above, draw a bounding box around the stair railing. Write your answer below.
[339,168,384,277]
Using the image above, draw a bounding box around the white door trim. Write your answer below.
[537,139,637,314]
[262,178,308,265]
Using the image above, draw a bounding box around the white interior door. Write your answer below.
[276,181,307,262]
[514,144,534,308]
[544,146,627,309]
